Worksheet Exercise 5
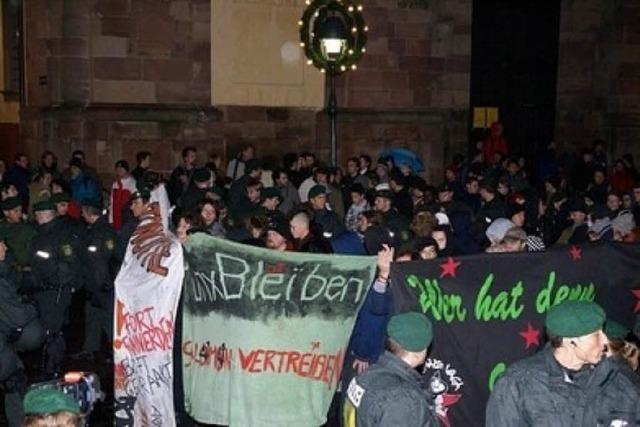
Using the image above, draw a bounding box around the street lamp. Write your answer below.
[299,1,367,167]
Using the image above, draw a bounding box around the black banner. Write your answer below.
[390,243,640,427]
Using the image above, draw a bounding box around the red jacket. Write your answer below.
[483,122,509,163]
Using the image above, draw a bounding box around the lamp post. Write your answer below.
[317,16,347,167]
[299,0,367,167]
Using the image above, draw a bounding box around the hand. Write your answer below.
[352,358,369,375]
[376,244,394,279]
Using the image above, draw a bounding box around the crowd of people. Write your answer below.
[0,128,639,425]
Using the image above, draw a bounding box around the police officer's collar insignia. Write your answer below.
[105,240,114,250]
[61,244,72,257]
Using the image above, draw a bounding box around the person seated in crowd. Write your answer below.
[345,184,371,234]
[272,168,299,216]
[308,185,345,240]
[265,217,294,252]
[413,236,438,260]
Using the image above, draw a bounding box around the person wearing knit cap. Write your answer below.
[344,312,438,427]
[23,388,81,427]
[487,300,640,426]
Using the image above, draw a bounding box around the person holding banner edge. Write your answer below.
[486,300,640,426]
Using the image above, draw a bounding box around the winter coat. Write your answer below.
[486,345,640,427]
[344,351,439,427]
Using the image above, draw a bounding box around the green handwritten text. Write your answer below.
[406,275,467,323]
[474,274,524,321]
[535,271,596,314]
[488,362,507,392]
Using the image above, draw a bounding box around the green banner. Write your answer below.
[181,234,376,426]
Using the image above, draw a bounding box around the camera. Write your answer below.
[27,371,104,416]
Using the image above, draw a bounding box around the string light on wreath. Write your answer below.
[299,0,368,75]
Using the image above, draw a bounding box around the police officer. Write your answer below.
[308,185,345,239]
[116,185,151,262]
[50,192,84,236]
[76,199,118,361]
[29,200,85,375]
[374,189,411,244]
[486,300,640,426]
[344,312,439,427]
[0,239,44,427]
[0,196,36,270]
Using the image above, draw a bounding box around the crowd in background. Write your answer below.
[0,124,639,424]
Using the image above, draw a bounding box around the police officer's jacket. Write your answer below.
[486,344,640,427]
[344,351,439,427]
[83,215,118,299]
[29,216,85,291]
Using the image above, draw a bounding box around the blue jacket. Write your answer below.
[70,173,101,204]
[347,281,392,363]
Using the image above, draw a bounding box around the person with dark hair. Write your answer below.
[27,171,52,216]
[345,184,371,234]
[179,167,212,214]
[0,197,36,269]
[116,185,151,262]
[389,171,413,221]
[228,159,262,214]
[109,160,136,232]
[29,200,85,376]
[476,182,506,227]
[68,158,101,206]
[586,168,610,206]
[272,168,299,216]
[344,311,438,427]
[487,300,640,426]
[414,236,438,260]
[131,151,151,182]
[193,199,225,237]
[76,199,118,362]
[4,154,31,210]
[168,146,198,205]
[39,150,59,179]
[309,185,345,239]
[344,157,360,188]
[298,166,328,203]
[265,216,294,251]
[299,152,316,181]
[231,177,263,223]
[572,149,596,193]
[226,144,254,182]
[374,189,411,245]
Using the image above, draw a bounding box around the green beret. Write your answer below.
[192,168,211,183]
[604,320,630,341]
[81,198,102,210]
[261,187,281,201]
[545,300,606,338]
[50,193,71,204]
[23,389,80,415]
[33,200,56,212]
[387,312,433,352]
[0,197,21,211]
[308,184,327,200]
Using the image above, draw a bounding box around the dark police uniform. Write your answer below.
[344,351,439,427]
[486,345,640,427]
[82,214,118,356]
[29,215,85,374]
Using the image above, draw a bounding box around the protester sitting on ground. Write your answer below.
[414,236,439,260]
[23,389,82,427]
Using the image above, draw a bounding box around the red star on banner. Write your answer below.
[439,257,462,278]
[569,245,582,261]
[632,289,640,313]
[519,323,541,350]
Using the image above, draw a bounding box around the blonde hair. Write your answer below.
[23,411,82,427]
[608,339,640,371]
[411,211,437,237]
